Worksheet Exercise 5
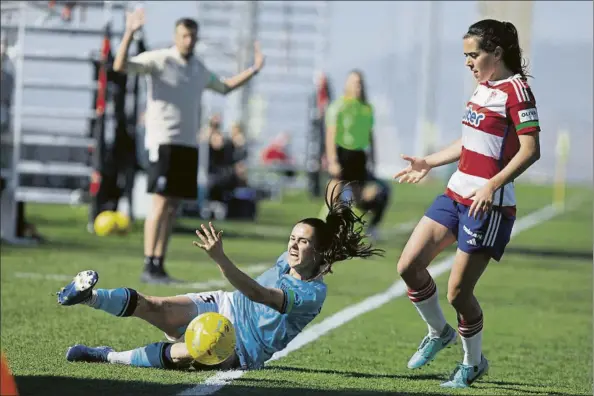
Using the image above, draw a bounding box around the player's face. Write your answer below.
[463,36,500,83]
[175,25,198,58]
[345,72,362,99]
[287,223,318,269]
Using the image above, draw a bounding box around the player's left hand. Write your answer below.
[465,185,495,220]
[253,41,265,72]
[193,222,225,260]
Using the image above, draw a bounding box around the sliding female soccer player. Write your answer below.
[57,186,384,371]
[393,19,541,388]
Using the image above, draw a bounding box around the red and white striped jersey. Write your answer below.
[446,74,540,216]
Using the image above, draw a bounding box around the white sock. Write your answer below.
[408,278,447,338]
[461,331,483,366]
[107,350,133,365]
[459,314,484,366]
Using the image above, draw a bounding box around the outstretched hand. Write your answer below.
[393,154,431,184]
[125,8,145,33]
[193,222,225,260]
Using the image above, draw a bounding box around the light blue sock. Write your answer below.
[85,288,138,317]
[107,342,174,369]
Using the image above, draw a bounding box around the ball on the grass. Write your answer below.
[185,312,236,366]
[93,211,117,236]
[113,211,131,234]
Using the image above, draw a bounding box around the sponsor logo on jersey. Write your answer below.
[518,108,538,123]
[463,106,485,127]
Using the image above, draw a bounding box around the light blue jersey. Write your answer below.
[231,252,327,369]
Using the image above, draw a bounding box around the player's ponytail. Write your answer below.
[299,184,385,280]
[464,19,531,79]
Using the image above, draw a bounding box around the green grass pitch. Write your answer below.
[1,181,592,395]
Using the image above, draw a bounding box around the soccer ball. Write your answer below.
[93,211,117,236]
[113,212,131,234]
[185,312,236,366]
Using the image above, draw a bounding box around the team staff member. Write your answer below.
[324,70,375,211]
[113,9,265,284]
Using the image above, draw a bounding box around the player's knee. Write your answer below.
[397,257,420,279]
[446,285,472,309]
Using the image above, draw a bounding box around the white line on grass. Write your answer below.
[13,264,271,290]
[180,202,570,396]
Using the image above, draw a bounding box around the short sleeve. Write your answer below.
[127,51,158,75]
[281,282,326,316]
[206,71,228,94]
[506,79,540,135]
[325,100,339,129]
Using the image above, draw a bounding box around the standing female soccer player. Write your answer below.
[324,70,375,210]
[57,186,383,371]
[394,19,541,388]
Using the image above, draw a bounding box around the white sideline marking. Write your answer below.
[180,203,569,396]
[12,264,271,290]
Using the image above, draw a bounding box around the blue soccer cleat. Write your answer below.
[407,324,457,369]
[57,270,99,306]
[440,354,489,388]
[66,345,113,363]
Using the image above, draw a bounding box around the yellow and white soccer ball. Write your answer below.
[185,312,236,366]
[93,211,131,236]
[113,211,131,234]
[93,210,117,236]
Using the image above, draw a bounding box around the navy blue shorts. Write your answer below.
[425,194,515,261]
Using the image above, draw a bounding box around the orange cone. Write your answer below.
[1,353,18,396]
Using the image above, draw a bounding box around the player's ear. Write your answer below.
[494,46,504,61]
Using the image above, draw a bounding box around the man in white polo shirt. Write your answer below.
[113,9,264,284]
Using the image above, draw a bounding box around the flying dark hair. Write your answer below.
[298,184,385,280]
[464,19,531,79]
[175,18,199,32]
[348,69,369,105]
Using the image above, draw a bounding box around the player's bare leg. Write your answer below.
[142,194,178,283]
[441,250,490,388]
[57,271,196,334]
[397,216,458,369]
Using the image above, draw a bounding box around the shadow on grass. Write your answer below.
[13,375,453,396]
[505,246,593,261]
[266,365,443,381]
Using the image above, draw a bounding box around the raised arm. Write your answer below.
[113,9,153,75]
[194,223,286,312]
[207,42,265,95]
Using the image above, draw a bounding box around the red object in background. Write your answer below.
[95,27,111,116]
[261,144,290,165]
[316,74,330,114]
[1,353,19,396]
[89,171,101,196]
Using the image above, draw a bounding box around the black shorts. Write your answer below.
[337,146,367,183]
[146,144,198,199]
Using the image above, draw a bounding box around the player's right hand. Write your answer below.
[125,8,145,33]
[393,154,431,184]
[194,222,225,261]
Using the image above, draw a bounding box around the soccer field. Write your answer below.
[1,181,592,396]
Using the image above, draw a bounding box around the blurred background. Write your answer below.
[0,0,592,239]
